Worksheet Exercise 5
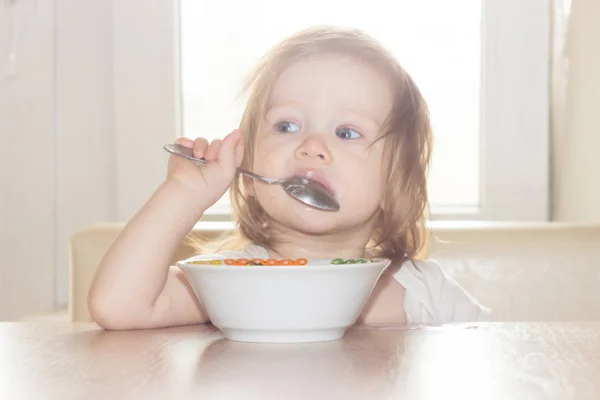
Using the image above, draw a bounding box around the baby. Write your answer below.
[88,26,490,330]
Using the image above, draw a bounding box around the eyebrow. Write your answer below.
[344,109,382,128]
[264,102,301,118]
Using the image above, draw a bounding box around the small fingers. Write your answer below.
[193,137,209,159]
[205,139,222,161]
[217,130,242,171]
[175,137,194,147]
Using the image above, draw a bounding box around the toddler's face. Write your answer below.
[252,55,393,234]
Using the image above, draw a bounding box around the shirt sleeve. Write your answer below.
[415,259,492,323]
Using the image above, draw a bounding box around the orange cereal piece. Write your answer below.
[219,257,309,266]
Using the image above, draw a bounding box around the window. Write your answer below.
[178,0,549,220]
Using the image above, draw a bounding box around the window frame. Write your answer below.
[112,0,550,222]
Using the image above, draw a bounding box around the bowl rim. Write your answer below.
[176,257,391,272]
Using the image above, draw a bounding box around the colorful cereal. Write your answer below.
[188,258,308,266]
[187,257,375,266]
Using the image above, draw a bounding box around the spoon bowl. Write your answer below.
[163,143,340,211]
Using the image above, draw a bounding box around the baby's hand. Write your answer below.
[167,130,244,207]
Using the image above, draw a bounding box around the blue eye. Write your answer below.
[336,126,362,140]
[275,121,301,133]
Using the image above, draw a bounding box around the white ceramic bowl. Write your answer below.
[177,255,391,343]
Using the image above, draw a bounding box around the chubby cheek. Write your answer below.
[339,182,382,215]
[252,141,288,177]
[336,157,384,211]
[253,183,284,210]
[251,153,293,212]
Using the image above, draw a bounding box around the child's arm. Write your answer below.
[88,180,210,330]
[88,131,244,330]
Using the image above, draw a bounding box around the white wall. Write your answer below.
[552,0,600,221]
[0,0,177,320]
[0,0,56,320]
[54,1,117,317]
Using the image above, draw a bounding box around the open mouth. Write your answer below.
[294,169,335,195]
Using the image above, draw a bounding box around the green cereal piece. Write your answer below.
[332,258,377,264]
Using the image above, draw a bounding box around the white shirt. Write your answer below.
[208,244,492,325]
[394,258,491,324]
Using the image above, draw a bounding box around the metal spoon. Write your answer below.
[163,143,340,211]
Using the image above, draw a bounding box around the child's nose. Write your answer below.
[295,136,332,162]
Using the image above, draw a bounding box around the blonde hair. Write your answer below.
[191,26,432,262]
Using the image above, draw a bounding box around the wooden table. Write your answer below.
[1,321,600,399]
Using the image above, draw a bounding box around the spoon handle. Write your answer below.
[163,143,280,184]
[237,169,279,183]
[163,144,207,165]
